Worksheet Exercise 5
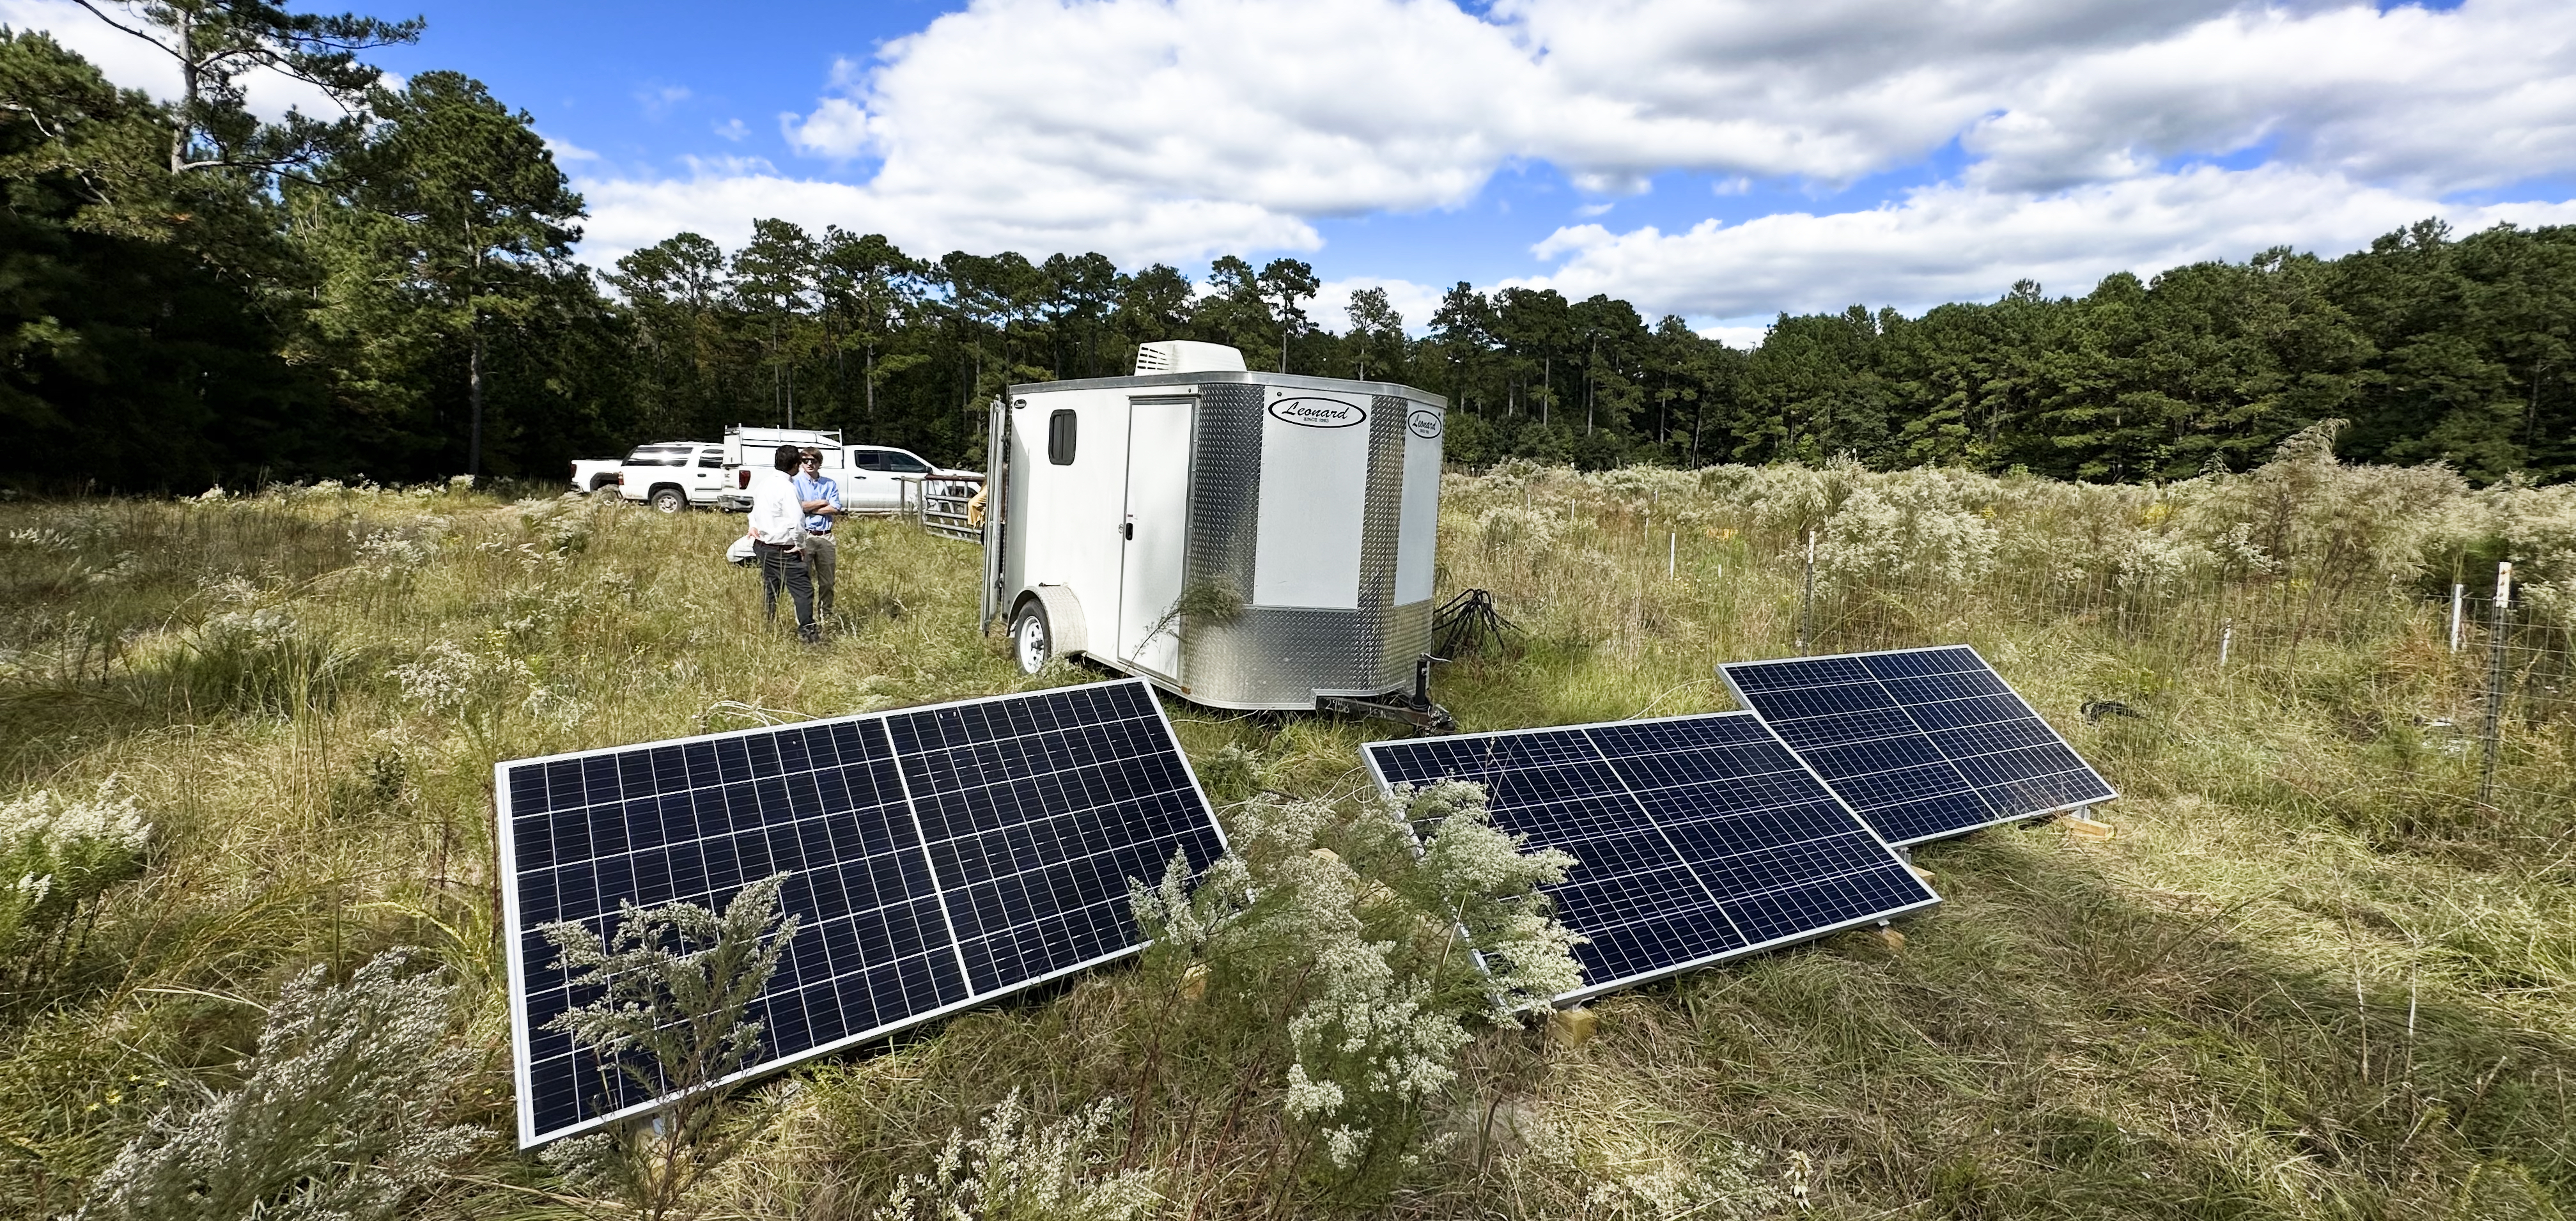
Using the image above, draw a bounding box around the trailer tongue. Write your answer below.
[982,341,1457,733]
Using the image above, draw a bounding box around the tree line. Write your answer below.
[4,6,2572,492]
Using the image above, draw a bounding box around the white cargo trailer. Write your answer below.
[981,341,1452,727]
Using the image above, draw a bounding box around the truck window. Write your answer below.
[626,447,685,466]
[885,452,929,474]
[698,451,724,468]
[851,451,885,471]
[1048,410,1076,465]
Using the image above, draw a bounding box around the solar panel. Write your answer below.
[1719,645,2116,846]
[1362,712,1937,1006]
[495,678,1225,1147]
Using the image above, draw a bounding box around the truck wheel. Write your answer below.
[1011,601,1053,675]
[649,487,688,514]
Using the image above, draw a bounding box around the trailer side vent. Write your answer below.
[1048,410,1078,465]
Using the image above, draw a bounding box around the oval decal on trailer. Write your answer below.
[1267,397,1368,428]
[1407,409,1441,439]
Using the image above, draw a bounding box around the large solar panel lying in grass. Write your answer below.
[1719,646,2116,847]
[495,678,1224,1147]
[1361,712,1939,1006]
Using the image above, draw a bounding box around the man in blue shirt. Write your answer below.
[794,448,842,620]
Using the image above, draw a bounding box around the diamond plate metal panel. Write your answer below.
[1184,383,1265,601]
[1350,394,1406,677]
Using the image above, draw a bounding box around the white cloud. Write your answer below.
[541,133,601,163]
[573,166,1316,271]
[782,97,873,159]
[636,83,691,120]
[1694,322,1770,350]
[710,0,2576,275]
[713,118,749,142]
[3,0,355,121]
[1519,165,2576,318]
[16,0,2576,320]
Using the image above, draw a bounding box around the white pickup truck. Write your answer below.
[570,458,621,495]
[714,433,978,514]
[844,446,983,512]
[717,427,848,513]
[613,441,731,513]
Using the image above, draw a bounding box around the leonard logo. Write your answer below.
[1407,409,1442,439]
[1267,396,1368,428]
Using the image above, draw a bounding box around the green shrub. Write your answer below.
[1128,781,1581,1187]
[162,606,363,715]
[871,1091,1161,1221]
[74,951,483,1221]
[538,871,800,1221]
[0,781,149,1002]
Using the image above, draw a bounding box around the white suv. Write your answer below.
[615,442,728,513]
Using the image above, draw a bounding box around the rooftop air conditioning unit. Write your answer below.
[1132,339,1248,375]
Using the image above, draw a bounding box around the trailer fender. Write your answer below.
[1016,585,1090,657]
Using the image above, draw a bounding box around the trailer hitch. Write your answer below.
[1315,652,1457,735]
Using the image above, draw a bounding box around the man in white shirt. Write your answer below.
[745,444,819,642]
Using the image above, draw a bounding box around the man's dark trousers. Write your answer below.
[757,540,819,642]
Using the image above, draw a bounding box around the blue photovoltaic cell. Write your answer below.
[1362,712,1937,1004]
[1720,646,2115,846]
[497,678,1225,1147]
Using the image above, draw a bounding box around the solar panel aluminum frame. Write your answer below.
[495,678,1226,1147]
[1358,710,1940,1009]
[1718,644,2120,848]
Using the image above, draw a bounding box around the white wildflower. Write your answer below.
[1324,1124,1371,1169]
[1814,470,1999,592]
[1283,1063,1344,1120]
[872,1091,1161,1221]
[75,950,484,1221]
[353,529,437,566]
[386,642,479,713]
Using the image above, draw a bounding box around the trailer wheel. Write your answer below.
[1011,600,1053,675]
[649,486,688,514]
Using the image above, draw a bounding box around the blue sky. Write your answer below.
[12,0,2576,343]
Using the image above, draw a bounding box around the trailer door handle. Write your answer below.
[1121,521,1134,540]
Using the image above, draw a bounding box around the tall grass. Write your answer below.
[1,429,2573,1218]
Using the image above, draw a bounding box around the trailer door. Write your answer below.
[1116,397,1194,682]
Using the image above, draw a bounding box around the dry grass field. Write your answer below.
[5,430,2575,1218]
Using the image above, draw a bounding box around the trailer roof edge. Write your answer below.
[1007,370,1448,410]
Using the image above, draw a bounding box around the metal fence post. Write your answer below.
[2449,582,2465,652]
[2479,561,2513,807]
[2219,618,2233,667]
[1796,528,1816,655]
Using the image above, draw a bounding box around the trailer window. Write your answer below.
[1048,410,1076,465]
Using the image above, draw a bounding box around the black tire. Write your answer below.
[1011,600,1053,675]
[649,486,688,514]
